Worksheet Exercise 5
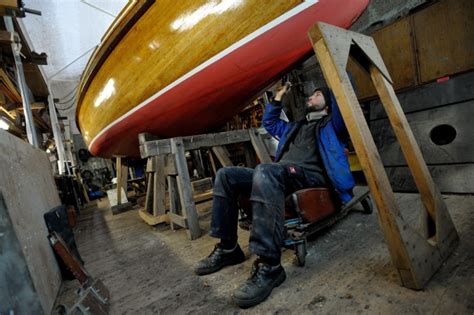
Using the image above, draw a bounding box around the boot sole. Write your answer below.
[194,256,246,276]
[233,270,287,308]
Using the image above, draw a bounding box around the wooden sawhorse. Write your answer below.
[138,128,271,240]
[308,22,459,289]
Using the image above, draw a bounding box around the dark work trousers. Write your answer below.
[210,163,326,260]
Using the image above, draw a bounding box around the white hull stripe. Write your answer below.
[89,0,319,152]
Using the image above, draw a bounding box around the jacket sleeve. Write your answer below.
[329,93,347,137]
[262,100,288,139]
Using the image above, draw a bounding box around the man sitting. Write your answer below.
[195,82,355,308]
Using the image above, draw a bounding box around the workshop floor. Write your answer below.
[55,190,474,314]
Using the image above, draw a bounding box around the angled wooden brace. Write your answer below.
[308,22,459,289]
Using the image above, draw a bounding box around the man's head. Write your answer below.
[306,87,330,113]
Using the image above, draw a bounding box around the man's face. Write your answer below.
[306,90,326,112]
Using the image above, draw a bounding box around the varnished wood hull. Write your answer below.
[77,0,369,157]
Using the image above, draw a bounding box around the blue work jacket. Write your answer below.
[262,94,355,203]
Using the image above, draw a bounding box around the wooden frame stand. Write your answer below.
[138,128,271,240]
[308,22,459,289]
[110,156,133,215]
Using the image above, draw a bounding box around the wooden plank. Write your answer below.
[168,212,188,229]
[0,192,43,314]
[0,68,21,103]
[370,65,453,223]
[0,130,61,313]
[208,151,218,176]
[413,0,474,83]
[138,132,160,145]
[191,177,213,193]
[387,164,474,194]
[167,176,180,230]
[211,146,233,167]
[140,140,171,158]
[193,190,213,203]
[0,0,19,8]
[369,71,474,120]
[141,129,251,158]
[371,101,474,165]
[171,138,201,240]
[249,129,272,164]
[164,154,177,175]
[116,157,123,204]
[138,209,169,226]
[144,173,153,214]
[152,155,166,217]
[146,157,154,172]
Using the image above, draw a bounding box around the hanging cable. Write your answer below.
[55,95,77,111]
[56,85,78,102]
[56,92,77,104]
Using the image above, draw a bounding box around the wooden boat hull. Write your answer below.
[77,0,369,157]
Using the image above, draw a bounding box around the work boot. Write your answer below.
[194,244,245,275]
[232,260,286,308]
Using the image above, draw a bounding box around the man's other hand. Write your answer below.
[275,83,291,101]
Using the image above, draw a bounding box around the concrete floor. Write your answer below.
[55,191,474,314]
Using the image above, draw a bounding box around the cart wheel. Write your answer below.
[294,241,307,267]
[361,196,373,214]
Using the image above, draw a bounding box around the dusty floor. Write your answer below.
[55,190,474,314]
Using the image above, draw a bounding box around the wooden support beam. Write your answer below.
[308,22,458,289]
[167,176,180,230]
[152,155,166,217]
[0,68,21,103]
[139,128,273,236]
[140,129,251,158]
[138,210,169,226]
[249,129,272,164]
[171,138,201,240]
[211,146,233,167]
[116,157,124,205]
[144,172,153,214]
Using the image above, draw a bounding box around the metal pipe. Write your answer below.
[15,19,68,174]
[47,91,67,174]
[4,16,39,148]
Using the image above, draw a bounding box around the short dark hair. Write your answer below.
[313,86,331,112]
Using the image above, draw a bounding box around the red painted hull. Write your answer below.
[89,1,368,157]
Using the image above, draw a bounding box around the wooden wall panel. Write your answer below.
[0,130,62,314]
[351,0,474,100]
[413,0,474,83]
[0,193,43,314]
[349,18,417,99]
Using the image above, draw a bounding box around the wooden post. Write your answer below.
[211,146,233,167]
[116,157,123,205]
[152,155,166,217]
[171,138,201,240]
[308,22,458,289]
[167,176,180,231]
[249,129,272,164]
[144,158,154,214]
[111,156,133,214]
